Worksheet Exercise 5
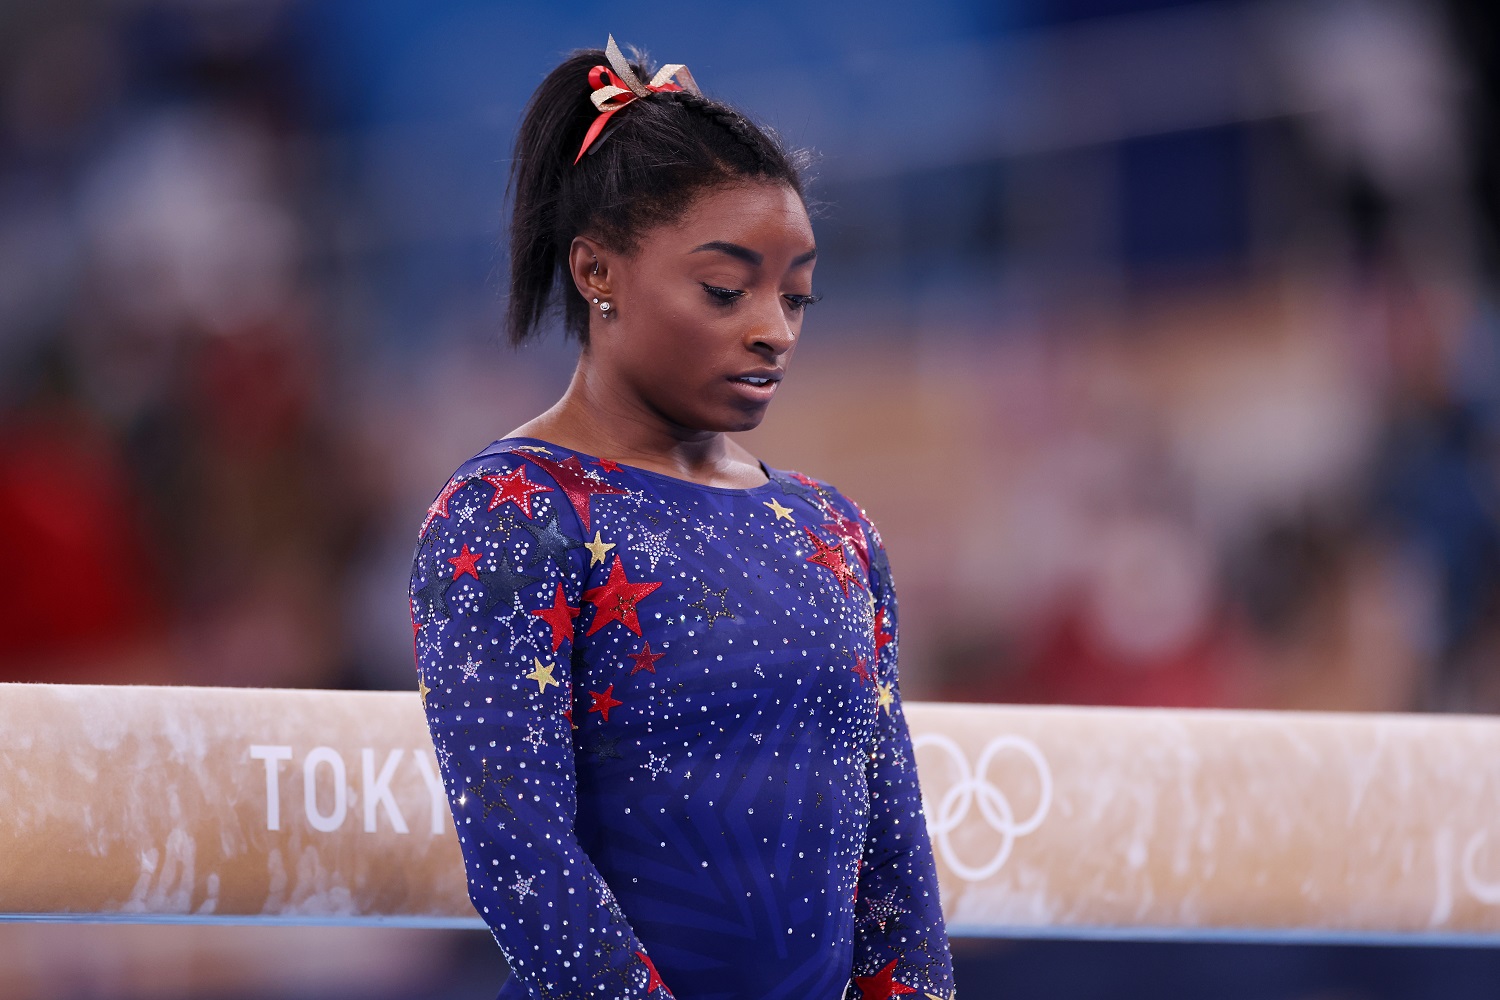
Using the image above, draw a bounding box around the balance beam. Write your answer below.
[2,683,1497,945]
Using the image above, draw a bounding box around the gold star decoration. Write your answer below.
[875,681,895,715]
[513,445,551,453]
[525,657,559,693]
[417,672,431,706]
[584,530,616,566]
[763,498,794,522]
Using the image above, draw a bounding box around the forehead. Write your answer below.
[648,181,814,255]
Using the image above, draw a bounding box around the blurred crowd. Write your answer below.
[0,0,1497,714]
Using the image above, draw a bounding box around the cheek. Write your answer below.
[628,292,723,376]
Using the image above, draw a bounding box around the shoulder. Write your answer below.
[425,440,540,491]
[768,467,883,543]
[415,440,568,543]
[767,465,892,588]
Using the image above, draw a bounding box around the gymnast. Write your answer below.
[408,35,956,1000]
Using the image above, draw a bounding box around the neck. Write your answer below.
[520,353,736,478]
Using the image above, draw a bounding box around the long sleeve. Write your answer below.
[409,452,672,1000]
[847,507,957,1000]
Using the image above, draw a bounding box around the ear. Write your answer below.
[568,236,613,304]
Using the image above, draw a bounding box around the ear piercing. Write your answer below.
[588,257,610,313]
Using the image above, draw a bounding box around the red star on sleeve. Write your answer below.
[446,543,483,581]
[803,525,862,596]
[851,655,872,685]
[593,458,624,473]
[874,608,894,653]
[854,959,918,1000]
[822,504,870,575]
[628,639,665,675]
[562,707,576,730]
[520,452,626,530]
[581,555,662,636]
[480,465,553,519]
[529,582,579,652]
[419,475,468,538]
[588,684,623,722]
[635,950,670,995]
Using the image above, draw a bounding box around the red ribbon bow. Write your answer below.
[574,35,701,164]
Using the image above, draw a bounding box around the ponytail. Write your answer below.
[505,43,807,347]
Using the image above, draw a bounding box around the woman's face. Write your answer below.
[582,180,817,436]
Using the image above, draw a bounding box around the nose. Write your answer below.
[745,301,796,357]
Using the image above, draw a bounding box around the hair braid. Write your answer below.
[665,91,774,172]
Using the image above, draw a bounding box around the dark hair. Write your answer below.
[506,44,809,346]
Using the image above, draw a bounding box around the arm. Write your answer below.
[847,506,958,1000]
[410,453,669,1000]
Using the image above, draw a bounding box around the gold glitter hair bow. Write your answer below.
[573,34,702,164]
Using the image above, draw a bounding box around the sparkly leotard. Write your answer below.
[409,437,956,1000]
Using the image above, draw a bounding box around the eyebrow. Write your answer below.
[690,241,818,268]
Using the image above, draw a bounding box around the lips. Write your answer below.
[729,369,783,387]
[726,369,782,406]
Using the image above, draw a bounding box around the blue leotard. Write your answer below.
[410,437,955,1000]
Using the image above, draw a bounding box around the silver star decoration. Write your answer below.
[524,724,546,749]
[857,889,907,933]
[510,874,537,900]
[460,652,481,681]
[636,525,675,571]
[507,596,536,655]
[644,751,670,779]
[456,501,480,524]
[611,487,647,512]
[499,588,528,626]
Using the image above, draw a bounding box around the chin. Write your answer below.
[679,413,765,435]
[661,392,772,434]
[720,405,771,433]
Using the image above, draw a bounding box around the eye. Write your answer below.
[783,293,821,311]
[701,283,744,306]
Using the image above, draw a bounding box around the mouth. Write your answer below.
[728,370,783,388]
[726,371,782,404]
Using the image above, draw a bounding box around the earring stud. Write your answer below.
[600,302,611,313]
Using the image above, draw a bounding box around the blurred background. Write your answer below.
[2,0,1498,996]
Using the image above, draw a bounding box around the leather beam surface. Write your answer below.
[4,683,1499,941]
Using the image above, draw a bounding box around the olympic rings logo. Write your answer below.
[913,733,1052,882]
[1462,831,1500,905]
